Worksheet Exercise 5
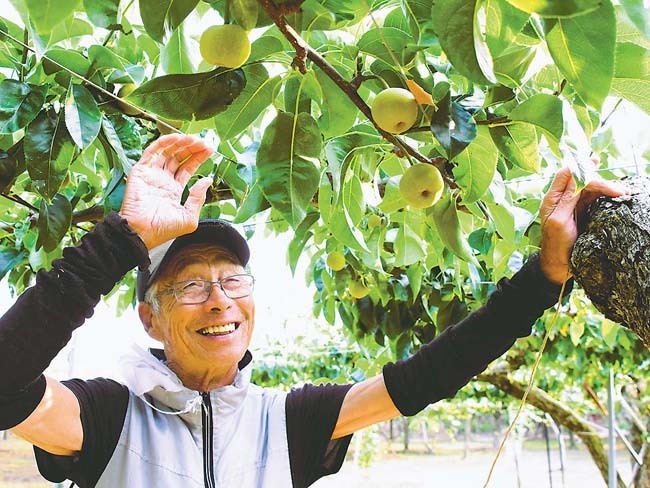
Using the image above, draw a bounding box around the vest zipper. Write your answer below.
[201,392,216,488]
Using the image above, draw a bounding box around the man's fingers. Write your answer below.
[541,168,577,222]
[185,176,214,214]
[175,149,214,186]
[583,178,629,198]
[140,134,184,165]
[551,176,580,222]
[173,139,212,163]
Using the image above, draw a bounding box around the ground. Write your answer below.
[0,432,634,487]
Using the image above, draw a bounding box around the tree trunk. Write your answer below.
[571,176,650,348]
[478,371,627,488]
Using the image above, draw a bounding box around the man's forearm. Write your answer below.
[383,252,572,416]
[0,212,148,429]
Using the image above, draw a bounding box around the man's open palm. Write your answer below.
[120,134,214,249]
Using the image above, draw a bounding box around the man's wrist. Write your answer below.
[539,250,572,285]
[513,252,573,309]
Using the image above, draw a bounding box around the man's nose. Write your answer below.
[202,282,232,311]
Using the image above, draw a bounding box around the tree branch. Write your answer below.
[257,0,435,167]
[478,370,627,488]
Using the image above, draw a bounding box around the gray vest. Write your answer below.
[96,346,292,487]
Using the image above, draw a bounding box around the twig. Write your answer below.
[1,193,38,212]
[19,28,28,81]
[258,0,434,166]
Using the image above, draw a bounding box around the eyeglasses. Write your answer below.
[159,274,255,304]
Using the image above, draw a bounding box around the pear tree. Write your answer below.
[0,0,649,484]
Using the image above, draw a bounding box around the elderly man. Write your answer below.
[0,134,625,487]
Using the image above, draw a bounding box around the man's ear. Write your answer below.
[138,302,162,341]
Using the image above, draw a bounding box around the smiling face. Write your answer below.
[138,244,255,391]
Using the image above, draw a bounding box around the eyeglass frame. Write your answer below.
[157,274,256,304]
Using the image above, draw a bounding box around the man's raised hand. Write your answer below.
[539,166,627,285]
[119,134,214,250]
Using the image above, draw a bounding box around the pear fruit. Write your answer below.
[200,24,251,68]
[399,163,444,208]
[349,280,370,299]
[326,251,346,271]
[367,214,382,229]
[370,88,419,134]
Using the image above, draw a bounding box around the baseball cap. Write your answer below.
[136,219,250,301]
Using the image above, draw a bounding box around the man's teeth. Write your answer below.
[199,323,237,335]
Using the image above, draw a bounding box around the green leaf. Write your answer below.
[0,149,20,192]
[215,64,280,140]
[315,70,359,138]
[42,48,91,79]
[611,42,650,115]
[83,0,119,28]
[620,0,650,40]
[318,171,333,222]
[430,192,480,266]
[394,221,427,267]
[431,0,490,84]
[453,126,498,204]
[357,27,412,67]
[508,93,563,142]
[485,0,531,55]
[103,179,125,214]
[256,112,322,228]
[101,116,137,173]
[126,68,246,120]
[430,91,477,158]
[139,0,199,43]
[489,122,540,172]
[249,35,287,60]
[231,0,259,30]
[486,201,515,242]
[330,201,370,252]
[0,80,47,134]
[234,181,270,223]
[505,0,601,17]
[160,24,195,74]
[0,246,26,280]
[65,83,102,149]
[544,1,616,110]
[37,193,71,252]
[493,43,537,86]
[24,109,76,199]
[287,212,319,274]
[569,319,585,345]
[25,0,80,34]
[88,45,145,84]
[49,16,93,45]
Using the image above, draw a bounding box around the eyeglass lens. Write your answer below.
[176,276,254,303]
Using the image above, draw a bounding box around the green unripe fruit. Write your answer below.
[367,214,382,229]
[349,280,370,299]
[117,83,141,116]
[370,88,419,134]
[326,251,346,271]
[399,163,444,209]
[199,24,251,68]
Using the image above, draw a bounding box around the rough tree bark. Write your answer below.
[639,444,650,488]
[478,371,628,488]
[571,176,650,348]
